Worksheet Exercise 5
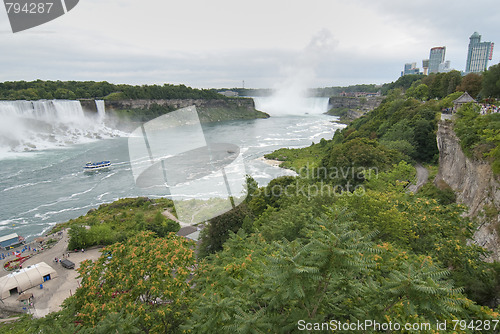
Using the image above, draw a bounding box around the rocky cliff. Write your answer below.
[436,120,500,261]
[326,96,383,123]
[104,98,269,123]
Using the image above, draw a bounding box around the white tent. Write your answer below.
[0,262,57,299]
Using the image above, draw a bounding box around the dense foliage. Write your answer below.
[70,231,195,332]
[3,169,499,333]
[482,63,500,98]
[313,84,381,97]
[385,64,500,100]
[0,80,223,100]
[454,103,500,173]
[54,197,180,250]
[3,82,500,332]
[267,90,442,177]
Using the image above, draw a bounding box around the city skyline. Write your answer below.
[403,31,495,77]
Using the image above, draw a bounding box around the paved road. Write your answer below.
[407,163,429,193]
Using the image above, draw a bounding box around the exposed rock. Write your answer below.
[104,98,269,123]
[328,96,383,111]
[79,99,98,113]
[326,96,383,123]
[436,120,500,261]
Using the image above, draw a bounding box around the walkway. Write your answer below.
[441,113,453,121]
[0,229,101,318]
[407,163,429,193]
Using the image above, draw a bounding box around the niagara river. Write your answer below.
[0,97,344,240]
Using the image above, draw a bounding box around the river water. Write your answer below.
[0,97,343,240]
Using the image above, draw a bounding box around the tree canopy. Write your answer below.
[0,80,224,100]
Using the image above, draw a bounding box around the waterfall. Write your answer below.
[95,100,106,121]
[0,100,120,155]
[253,96,330,116]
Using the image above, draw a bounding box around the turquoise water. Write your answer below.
[0,98,343,240]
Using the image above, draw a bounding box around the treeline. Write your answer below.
[227,85,381,97]
[382,71,468,99]
[0,80,224,100]
[313,83,381,96]
[382,63,500,99]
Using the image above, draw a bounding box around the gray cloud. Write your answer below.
[0,0,499,88]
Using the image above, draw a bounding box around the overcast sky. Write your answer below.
[1,0,499,89]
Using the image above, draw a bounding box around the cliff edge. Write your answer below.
[326,96,383,123]
[436,120,500,261]
[104,98,269,123]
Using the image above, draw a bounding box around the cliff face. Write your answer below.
[326,96,383,123]
[436,120,500,261]
[104,98,269,123]
[79,99,98,113]
[328,96,383,111]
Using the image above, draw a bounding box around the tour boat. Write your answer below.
[83,161,111,171]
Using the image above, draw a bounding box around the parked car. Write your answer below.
[60,259,75,269]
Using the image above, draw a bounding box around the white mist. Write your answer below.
[254,29,336,116]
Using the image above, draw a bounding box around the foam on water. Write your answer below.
[253,96,330,116]
[0,110,345,241]
[0,99,123,154]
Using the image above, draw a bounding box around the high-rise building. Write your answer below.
[438,60,451,73]
[465,32,494,73]
[422,59,429,75]
[429,47,446,73]
[401,62,421,76]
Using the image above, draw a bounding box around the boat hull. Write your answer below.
[83,161,111,172]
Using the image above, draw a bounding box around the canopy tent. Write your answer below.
[17,292,33,301]
[0,233,21,249]
[0,262,57,299]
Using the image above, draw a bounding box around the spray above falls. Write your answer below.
[0,99,121,155]
[253,29,336,116]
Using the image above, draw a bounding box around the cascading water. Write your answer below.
[0,100,121,155]
[95,100,106,121]
[253,96,330,116]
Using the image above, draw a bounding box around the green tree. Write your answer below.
[482,63,500,97]
[377,256,471,324]
[187,209,493,333]
[321,138,400,186]
[66,231,195,333]
[457,73,483,98]
[198,203,253,257]
[381,119,416,145]
[187,212,379,333]
[67,225,90,250]
[53,88,76,99]
[412,117,438,161]
[406,83,429,101]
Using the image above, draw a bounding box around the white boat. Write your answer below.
[83,161,111,171]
